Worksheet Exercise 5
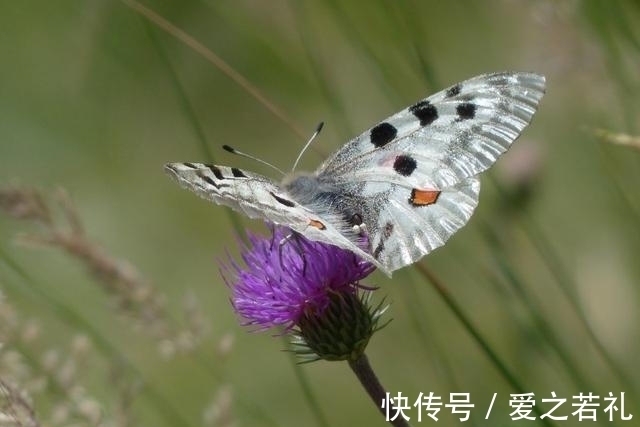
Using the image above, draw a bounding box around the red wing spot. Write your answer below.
[410,189,441,206]
[309,219,326,230]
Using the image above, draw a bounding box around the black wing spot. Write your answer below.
[184,162,198,169]
[270,192,295,207]
[393,155,417,177]
[373,222,394,259]
[231,167,247,178]
[205,164,224,180]
[196,171,221,189]
[370,122,397,148]
[373,241,384,259]
[456,102,476,120]
[409,100,438,126]
[383,222,394,238]
[446,84,461,98]
[202,176,219,188]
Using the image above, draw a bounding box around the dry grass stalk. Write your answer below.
[593,128,640,150]
[0,379,40,427]
[0,185,208,356]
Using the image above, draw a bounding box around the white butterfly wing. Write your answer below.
[320,72,545,189]
[313,72,544,273]
[165,163,293,222]
[363,177,480,273]
[164,162,382,269]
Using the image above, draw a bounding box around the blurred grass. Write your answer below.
[1,1,639,426]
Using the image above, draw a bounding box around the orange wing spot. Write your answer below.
[309,219,326,230]
[410,189,441,206]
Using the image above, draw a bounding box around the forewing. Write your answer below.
[164,162,383,270]
[165,163,301,223]
[319,72,545,189]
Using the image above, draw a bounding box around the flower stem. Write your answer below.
[348,353,411,427]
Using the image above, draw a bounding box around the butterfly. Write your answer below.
[165,72,545,276]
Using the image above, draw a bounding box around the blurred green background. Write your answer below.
[1,1,639,426]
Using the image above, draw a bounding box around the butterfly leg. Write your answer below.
[269,229,278,252]
[278,231,308,276]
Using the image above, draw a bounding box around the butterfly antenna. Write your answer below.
[222,145,285,176]
[291,121,324,173]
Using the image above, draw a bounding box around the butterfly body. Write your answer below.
[166,72,545,276]
[283,173,365,232]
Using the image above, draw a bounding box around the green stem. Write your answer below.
[415,264,557,427]
[348,353,411,427]
[284,337,330,427]
[143,20,246,240]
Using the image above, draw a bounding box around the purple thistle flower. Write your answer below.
[226,227,375,331]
